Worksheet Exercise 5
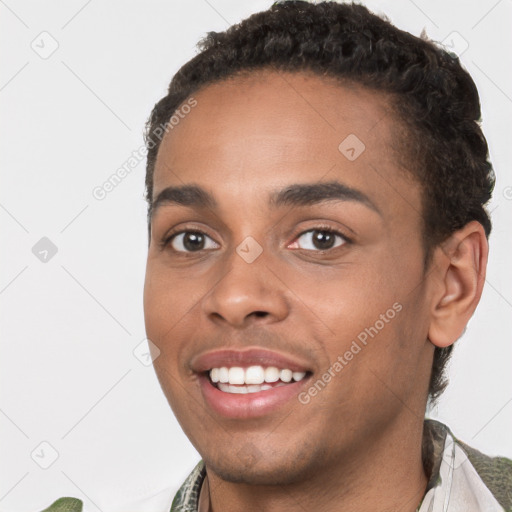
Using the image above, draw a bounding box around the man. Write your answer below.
[41,1,511,511]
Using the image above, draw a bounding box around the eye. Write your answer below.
[288,229,347,251]
[167,231,219,252]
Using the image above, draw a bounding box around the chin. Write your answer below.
[202,450,319,487]
[208,462,303,486]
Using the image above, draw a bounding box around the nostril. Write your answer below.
[253,311,268,318]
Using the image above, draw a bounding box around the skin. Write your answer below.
[143,70,488,512]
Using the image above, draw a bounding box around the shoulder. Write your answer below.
[456,436,512,510]
[37,497,83,512]
[425,419,512,511]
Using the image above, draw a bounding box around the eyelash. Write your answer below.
[159,225,352,253]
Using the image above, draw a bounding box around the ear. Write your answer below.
[428,221,488,348]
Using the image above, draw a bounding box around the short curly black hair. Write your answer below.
[144,1,494,403]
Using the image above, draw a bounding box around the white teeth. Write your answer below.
[208,365,308,387]
[228,367,245,385]
[245,365,265,384]
[264,366,280,383]
[247,384,263,393]
[280,369,293,382]
[292,371,306,381]
[218,382,286,394]
[223,384,248,394]
[218,367,229,383]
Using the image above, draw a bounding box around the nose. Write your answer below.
[202,248,290,328]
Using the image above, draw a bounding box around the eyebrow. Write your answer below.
[269,181,381,214]
[150,184,217,217]
[150,181,381,218]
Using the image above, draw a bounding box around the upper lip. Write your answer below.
[191,347,312,374]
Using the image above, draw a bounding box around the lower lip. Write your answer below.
[198,373,310,419]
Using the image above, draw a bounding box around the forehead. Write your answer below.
[152,70,418,216]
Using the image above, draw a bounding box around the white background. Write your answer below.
[1,1,511,511]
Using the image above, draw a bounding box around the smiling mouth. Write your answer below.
[206,365,311,394]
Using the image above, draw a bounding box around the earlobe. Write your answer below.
[428,221,488,349]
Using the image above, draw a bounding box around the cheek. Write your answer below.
[143,262,190,390]
[144,276,203,428]
[281,256,402,335]
[283,248,426,379]
[143,258,201,338]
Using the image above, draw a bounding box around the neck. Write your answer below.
[204,414,428,512]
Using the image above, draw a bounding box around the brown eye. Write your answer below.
[169,231,219,252]
[293,229,347,251]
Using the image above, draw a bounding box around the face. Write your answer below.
[143,70,435,485]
